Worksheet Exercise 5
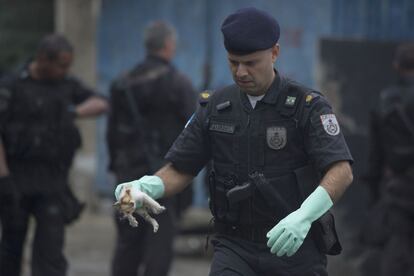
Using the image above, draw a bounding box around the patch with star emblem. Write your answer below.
[266,126,287,150]
[320,114,340,136]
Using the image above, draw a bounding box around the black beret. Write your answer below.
[221,7,280,55]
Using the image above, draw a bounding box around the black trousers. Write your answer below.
[111,199,177,276]
[0,194,67,276]
[209,235,327,276]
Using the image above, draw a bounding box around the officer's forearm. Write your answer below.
[0,139,10,177]
[155,163,194,197]
[75,96,109,117]
[320,161,353,203]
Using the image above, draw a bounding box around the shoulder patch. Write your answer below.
[305,92,321,106]
[199,90,212,106]
[320,114,340,136]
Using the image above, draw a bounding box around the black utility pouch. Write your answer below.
[58,184,85,225]
[311,211,342,255]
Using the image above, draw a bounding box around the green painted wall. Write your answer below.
[0,0,54,72]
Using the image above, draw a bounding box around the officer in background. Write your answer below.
[364,42,414,276]
[114,7,353,276]
[0,34,108,276]
[107,21,196,276]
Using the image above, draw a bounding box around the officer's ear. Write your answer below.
[271,44,280,63]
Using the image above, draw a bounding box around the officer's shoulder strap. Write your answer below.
[277,77,309,118]
[297,90,324,130]
[199,90,213,106]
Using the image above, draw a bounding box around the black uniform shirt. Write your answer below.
[0,69,98,136]
[165,74,353,176]
[106,55,197,178]
[0,69,102,194]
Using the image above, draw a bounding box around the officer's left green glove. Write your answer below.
[266,186,333,257]
[114,175,165,208]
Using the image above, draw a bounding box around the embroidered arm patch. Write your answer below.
[320,114,340,136]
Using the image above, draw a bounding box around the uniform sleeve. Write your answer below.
[304,96,353,173]
[164,104,211,175]
[70,78,102,104]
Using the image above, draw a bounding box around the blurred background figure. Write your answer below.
[106,21,197,276]
[362,42,414,276]
[0,34,108,276]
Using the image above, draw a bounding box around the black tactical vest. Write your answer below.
[377,83,414,173]
[3,75,81,164]
[206,77,319,227]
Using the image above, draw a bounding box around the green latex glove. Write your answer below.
[114,175,165,207]
[266,186,333,257]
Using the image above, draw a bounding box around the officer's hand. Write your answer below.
[114,175,165,208]
[266,186,333,257]
[266,209,311,257]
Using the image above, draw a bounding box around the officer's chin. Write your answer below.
[241,87,263,96]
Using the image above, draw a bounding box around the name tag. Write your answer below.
[209,123,235,134]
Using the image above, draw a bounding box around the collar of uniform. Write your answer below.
[260,70,282,105]
[145,54,170,65]
[239,69,281,111]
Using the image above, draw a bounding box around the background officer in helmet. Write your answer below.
[114,7,353,276]
[363,42,414,276]
[0,34,108,276]
[107,21,196,276]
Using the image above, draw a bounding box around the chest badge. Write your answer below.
[320,114,340,136]
[267,126,287,150]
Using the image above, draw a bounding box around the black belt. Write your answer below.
[214,221,273,243]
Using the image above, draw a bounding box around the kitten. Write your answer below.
[113,185,166,232]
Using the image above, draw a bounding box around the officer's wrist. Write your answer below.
[67,105,78,118]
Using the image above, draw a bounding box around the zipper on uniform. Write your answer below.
[246,113,252,224]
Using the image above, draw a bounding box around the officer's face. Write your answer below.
[227,45,279,96]
[38,51,73,80]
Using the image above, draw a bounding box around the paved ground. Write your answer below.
[21,201,212,276]
[19,199,362,276]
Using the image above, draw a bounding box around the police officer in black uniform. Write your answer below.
[364,42,414,276]
[0,34,108,276]
[114,7,353,276]
[107,21,196,276]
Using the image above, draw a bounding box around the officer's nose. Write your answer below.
[236,64,248,79]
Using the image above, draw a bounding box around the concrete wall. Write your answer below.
[54,0,102,204]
